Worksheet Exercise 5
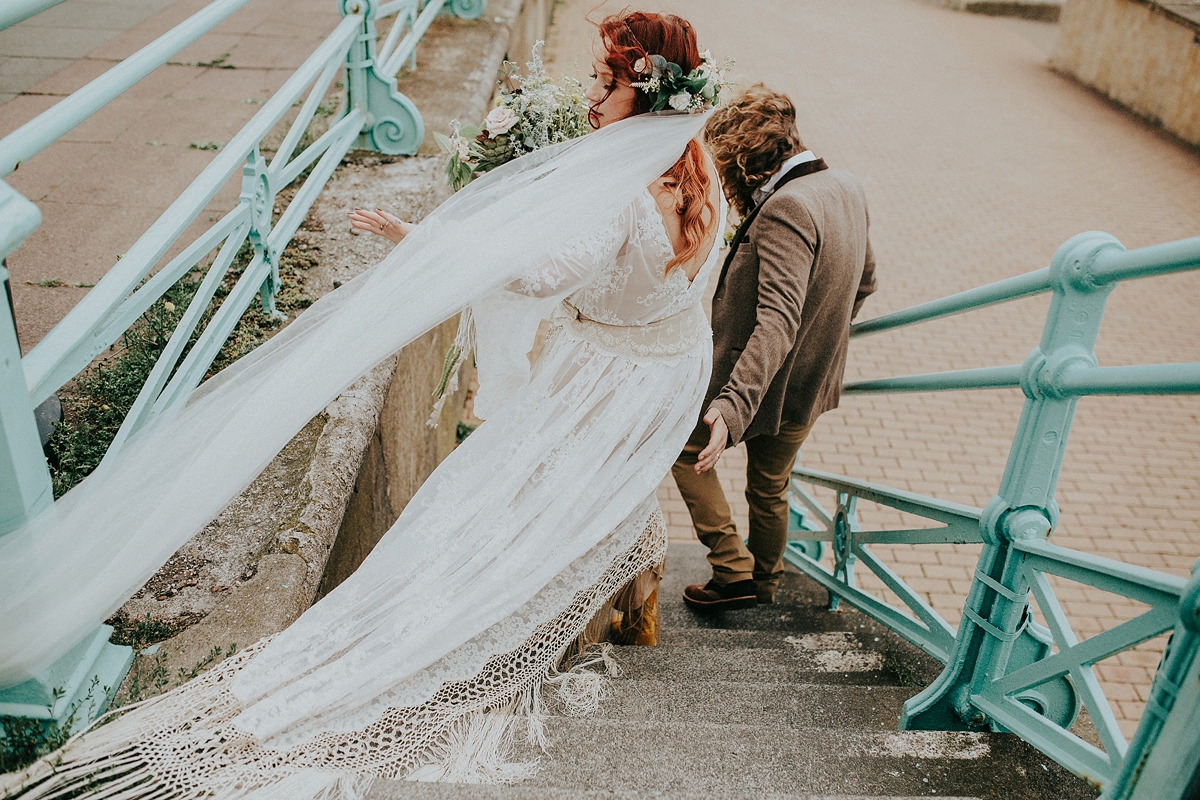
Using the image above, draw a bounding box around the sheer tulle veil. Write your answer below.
[0,111,710,686]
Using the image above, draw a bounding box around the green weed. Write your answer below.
[177,644,238,683]
[455,421,477,444]
[881,646,926,688]
[48,240,316,498]
[0,677,104,774]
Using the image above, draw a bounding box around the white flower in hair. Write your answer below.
[633,57,647,74]
[668,93,692,111]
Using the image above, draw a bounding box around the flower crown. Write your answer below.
[630,49,731,113]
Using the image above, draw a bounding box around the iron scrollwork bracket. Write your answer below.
[829,494,859,611]
[337,0,478,156]
[239,148,283,319]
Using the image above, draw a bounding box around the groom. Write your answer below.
[674,85,877,610]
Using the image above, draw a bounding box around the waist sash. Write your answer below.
[556,300,710,362]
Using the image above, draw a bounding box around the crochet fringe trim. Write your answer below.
[2,645,624,800]
[3,515,663,800]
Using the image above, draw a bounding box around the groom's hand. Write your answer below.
[695,407,728,474]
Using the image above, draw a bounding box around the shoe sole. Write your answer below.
[681,594,758,612]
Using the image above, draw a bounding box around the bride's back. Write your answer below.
[567,184,726,328]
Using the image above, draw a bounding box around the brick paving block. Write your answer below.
[1120,649,1170,668]
[921,564,970,581]
[1096,664,1152,685]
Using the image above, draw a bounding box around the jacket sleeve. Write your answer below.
[853,230,877,320]
[709,194,815,445]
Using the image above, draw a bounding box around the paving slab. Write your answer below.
[0,0,177,100]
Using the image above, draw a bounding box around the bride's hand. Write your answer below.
[347,207,413,244]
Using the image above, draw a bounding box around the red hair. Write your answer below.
[594,10,715,272]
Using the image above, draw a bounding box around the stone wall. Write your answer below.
[1053,0,1200,147]
[317,317,464,597]
[317,0,557,597]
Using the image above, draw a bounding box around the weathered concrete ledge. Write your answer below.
[113,0,542,697]
[924,0,1063,21]
[1052,0,1200,148]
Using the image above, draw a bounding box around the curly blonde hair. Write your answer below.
[704,84,805,218]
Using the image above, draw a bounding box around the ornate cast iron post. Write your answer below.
[340,0,485,156]
[828,494,859,611]
[0,182,51,537]
[0,182,134,727]
[342,0,421,155]
[1107,560,1200,799]
[241,147,281,319]
[902,231,1123,733]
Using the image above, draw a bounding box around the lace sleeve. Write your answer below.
[505,203,633,297]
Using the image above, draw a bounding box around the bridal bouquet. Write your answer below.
[435,44,591,192]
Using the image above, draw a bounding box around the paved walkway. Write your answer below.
[0,0,343,351]
[0,0,177,105]
[548,0,1200,737]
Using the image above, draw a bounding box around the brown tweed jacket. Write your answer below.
[707,159,876,445]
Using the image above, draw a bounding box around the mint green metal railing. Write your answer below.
[0,0,483,727]
[786,231,1200,797]
[0,0,68,32]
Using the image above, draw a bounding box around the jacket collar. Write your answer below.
[716,157,828,290]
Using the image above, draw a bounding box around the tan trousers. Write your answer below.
[671,418,813,599]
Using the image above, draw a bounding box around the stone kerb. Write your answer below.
[1053,0,1200,149]
[921,0,1065,21]
[110,0,537,698]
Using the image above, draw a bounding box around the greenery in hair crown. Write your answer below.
[630,49,732,113]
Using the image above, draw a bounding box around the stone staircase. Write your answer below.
[368,542,1098,799]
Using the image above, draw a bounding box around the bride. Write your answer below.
[5,10,727,798]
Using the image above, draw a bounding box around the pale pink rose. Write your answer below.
[633,57,647,74]
[669,92,692,111]
[484,106,519,137]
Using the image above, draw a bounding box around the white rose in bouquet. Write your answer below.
[437,43,591,192]
[485,106,519,137]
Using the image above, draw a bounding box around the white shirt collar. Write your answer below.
[752,150,817,206]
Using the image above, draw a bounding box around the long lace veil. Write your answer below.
[0,112,709,686]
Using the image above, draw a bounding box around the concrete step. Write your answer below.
[370,786,981,800]
[368,718,1090,799]
[611,635,901,687]
[514,719,1091,799]
[614,638,897,690]
[564,678,914,729]
[657,544,945,690]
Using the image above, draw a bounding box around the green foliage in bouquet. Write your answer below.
[435,43,591,192]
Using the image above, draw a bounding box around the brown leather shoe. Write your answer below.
[682,579,758,611]
[755,580,778,605]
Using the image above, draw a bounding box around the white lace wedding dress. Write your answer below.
[10,169,727,798]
